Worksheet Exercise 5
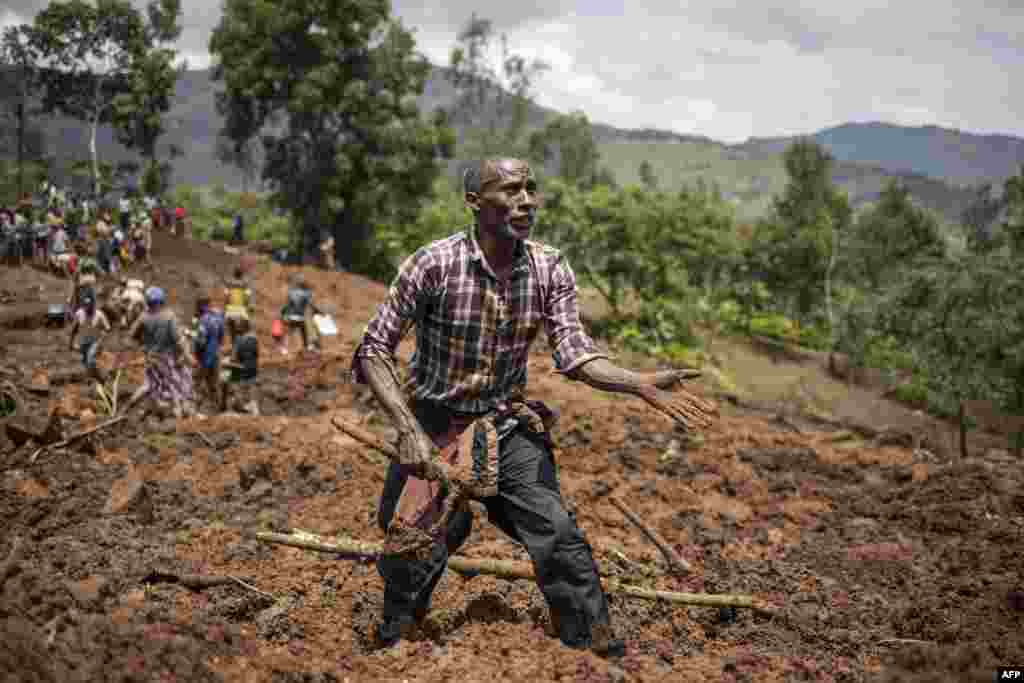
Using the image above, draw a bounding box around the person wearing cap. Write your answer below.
[67,290,111,380]
[122,286,195,418]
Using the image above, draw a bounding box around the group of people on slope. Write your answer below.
[62,263,327,420]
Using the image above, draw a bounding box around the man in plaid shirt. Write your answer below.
[353,158,715,657]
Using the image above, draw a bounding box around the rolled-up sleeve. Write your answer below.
[350,248,436,384]
[544,254,608,374]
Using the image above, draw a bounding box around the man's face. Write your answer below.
[468,158,539,242]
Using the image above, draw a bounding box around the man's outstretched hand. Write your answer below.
[639,370,718,431]
[648,368,703,389]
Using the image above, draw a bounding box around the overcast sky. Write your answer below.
[3,0,1022,144]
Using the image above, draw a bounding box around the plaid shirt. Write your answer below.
[352,228,607,414]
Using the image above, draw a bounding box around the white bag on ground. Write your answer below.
[313,314,337,336]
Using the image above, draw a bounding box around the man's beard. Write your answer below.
[497,209,535,241]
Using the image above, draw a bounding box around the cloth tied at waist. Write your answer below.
[383,397,558,560]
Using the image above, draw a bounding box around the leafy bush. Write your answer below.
[748,313,798,341]
[890,378,928,408]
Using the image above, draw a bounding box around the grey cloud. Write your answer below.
[701,4,836,54]
[390,0,574,33]
[696,47,761,65]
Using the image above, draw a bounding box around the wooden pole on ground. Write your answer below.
[608,495,692,576]
[250,529,775,615]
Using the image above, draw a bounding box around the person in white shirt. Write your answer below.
[118,196,132,234]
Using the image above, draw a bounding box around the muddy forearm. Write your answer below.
[358,356,426,438]
[567,357,652,397]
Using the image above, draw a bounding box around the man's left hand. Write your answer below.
[638,378,717,432]
[648,368,702,389]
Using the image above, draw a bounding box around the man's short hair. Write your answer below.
[462,164,482,195]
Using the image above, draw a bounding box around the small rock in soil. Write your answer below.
[104,477,154,523]
[239,462,272,491]
[247,480,274,501]
[256,603,304,641]
[66,575,108,607]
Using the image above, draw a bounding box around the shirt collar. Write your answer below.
[465,225,529,272]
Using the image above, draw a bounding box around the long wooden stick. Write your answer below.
[251,529,774,614]
[142,570,275,600]
[331,415,398,459]
[608,495,692,575]
[29,414,129,464]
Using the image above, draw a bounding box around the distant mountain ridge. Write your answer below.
[739,121,1024,186]
[2,66,1021,226]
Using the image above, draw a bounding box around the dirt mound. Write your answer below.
[1,231,1022,681]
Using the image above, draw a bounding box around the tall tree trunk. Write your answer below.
[825,218,838,349]
[16,72,26,201]
[90,114,101,198]
[957,399,969,459]
[1013,380,1024,459]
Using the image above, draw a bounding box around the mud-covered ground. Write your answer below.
[2,230,1022,682]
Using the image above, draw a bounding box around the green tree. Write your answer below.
[638,159,658,190]
[210,0,454,272]
[847,180,946,291]
[30,0,146,197]
[446,13,549,159]
[755,139,852,322]
[1001,165,1024,257]
[879,251,1024,458]
[526,111,602,189]
[0,25,44,200]
[960,182,1004,253]
[215,134,260,194]
[110,0,183,197]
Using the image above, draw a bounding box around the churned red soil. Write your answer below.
[1,229,1021,682]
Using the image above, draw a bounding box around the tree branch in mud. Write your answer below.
[0,537,25,585]
[251,529,775,614]
[142,570,275,600]
[607,495,692,575]
[29,414,129,464]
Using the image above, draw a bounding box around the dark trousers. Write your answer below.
[376,426,611,648]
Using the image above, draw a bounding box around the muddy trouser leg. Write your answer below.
[376,429,611,647]
[481,429,611,648]
[376,463,474,622]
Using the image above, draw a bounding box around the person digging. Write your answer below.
[115,277,147,328]
[352,158,717,658]
[67,291,111,381]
